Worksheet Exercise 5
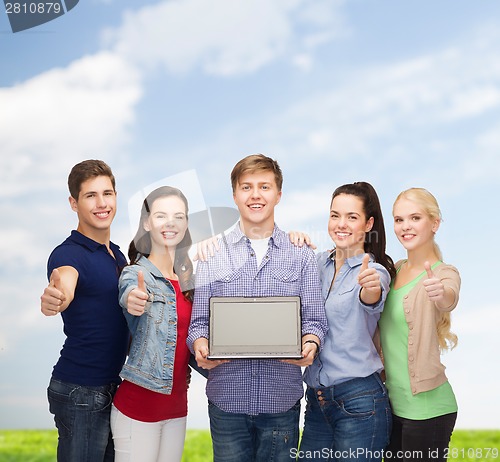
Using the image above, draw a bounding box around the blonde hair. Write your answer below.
[394,188,457,351]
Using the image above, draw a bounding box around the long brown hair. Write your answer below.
[331,181,396,279]
[128,186,194,301]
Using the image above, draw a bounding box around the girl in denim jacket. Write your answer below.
[111,186,194,462]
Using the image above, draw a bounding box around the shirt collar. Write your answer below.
[69,229,117,253]
[136,255,165,279]
[327,249,371,267]
[227,222,282,248]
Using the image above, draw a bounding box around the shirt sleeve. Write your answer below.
[118,265,144,335]
[47,245,84,280]
[358,263,391,314]
[186,260,211,353]
[299,247,328,347]
[435,264,461,312]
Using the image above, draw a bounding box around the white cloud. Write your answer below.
[104,0,346,76]
[0,51,142,197]
[275,184,332,249]
[227,26,500,189]
[443,86,500,120]
[292,53,314,72]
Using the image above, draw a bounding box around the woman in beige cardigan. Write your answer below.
[378,188,460,462]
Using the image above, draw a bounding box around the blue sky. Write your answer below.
[1,0,499,430]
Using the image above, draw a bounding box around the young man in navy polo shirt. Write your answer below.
[41,160,129,461]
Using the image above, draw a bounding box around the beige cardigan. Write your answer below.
[375,261,461,395]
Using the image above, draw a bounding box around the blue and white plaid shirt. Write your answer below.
[187,223,327,415]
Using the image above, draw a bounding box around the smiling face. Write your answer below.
[233,170,282,238]
[393,197,440,252]
[70,175,116,240]
[328,193,373,258]
[144,195,188,252]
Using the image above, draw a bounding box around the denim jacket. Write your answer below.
[118,256,178,394]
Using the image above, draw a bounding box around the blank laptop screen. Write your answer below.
[208,296,302,359]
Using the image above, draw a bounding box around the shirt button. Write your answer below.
[409,356,414,362]
[317,390,322,396]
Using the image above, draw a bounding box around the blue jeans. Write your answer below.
[47,377,118,462]
[298,373,392,461]
[208,400,301,462]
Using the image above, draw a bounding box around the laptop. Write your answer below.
[208,296,303,360]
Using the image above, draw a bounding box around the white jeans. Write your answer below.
[111,405,187,462]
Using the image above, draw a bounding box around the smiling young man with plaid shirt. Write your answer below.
[187,153,327,462]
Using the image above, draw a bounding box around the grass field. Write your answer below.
[0,429,498,461]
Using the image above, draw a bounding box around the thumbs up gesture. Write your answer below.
[422,261,445,302]
[41,268,67,316]
[358,254,382,304]
[127,270,149,316]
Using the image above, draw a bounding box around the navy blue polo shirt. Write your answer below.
[47,230,129,386]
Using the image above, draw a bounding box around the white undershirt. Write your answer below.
[249,237,270,266]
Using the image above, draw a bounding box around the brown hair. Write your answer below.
[230,154,283,192]
[331,182,396,279]
[68,159,116,200]
[128,186,194,301]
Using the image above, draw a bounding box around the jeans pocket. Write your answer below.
[269,429,298,462]
[71,386,113,412]
[339,393,375,418]
[47,385,75,438]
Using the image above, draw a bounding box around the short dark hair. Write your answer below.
[230,154,283,192]
[68,159,116,200]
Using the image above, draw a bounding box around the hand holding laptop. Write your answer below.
[281,334,320,367]
[193,338,230,370]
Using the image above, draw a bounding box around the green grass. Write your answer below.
[0,429,498,461]
[0,429,214,462]
[0,430,57,462]
[448,431,500,462]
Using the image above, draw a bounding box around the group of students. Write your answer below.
[40,155,460,462]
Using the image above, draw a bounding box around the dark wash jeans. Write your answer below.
[208,400,301,462]
[385,412,457,462]
[47,377,117,462]
[297,373,392,461]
